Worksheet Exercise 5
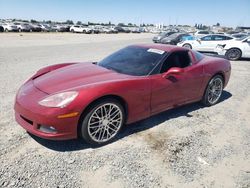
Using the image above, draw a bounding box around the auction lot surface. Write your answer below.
[0,33,249,188]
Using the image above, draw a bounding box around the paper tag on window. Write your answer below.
[147,48,165,55]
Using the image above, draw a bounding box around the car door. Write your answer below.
[150,50,204,115]
[242,38,250,57]
[210,35,233,51]
[197,35,214,51]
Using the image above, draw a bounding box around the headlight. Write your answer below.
[39,91,78,108]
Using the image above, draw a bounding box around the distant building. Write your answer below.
[236,26,250,32]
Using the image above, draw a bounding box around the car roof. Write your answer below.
[133,44,185,53]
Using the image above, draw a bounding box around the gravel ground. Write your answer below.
[0,33,249,188]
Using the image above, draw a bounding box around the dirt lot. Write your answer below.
[0,33,249,188]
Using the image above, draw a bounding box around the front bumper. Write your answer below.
[215,46,227,56]
[14,81,79,140]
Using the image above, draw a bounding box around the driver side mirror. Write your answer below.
[246,38,250,43]
[162,67,184,79]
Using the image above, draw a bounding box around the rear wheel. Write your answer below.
[80,99,125,145]
[183,43,192,49]
[202,75,224,106]
[225,48,242,60]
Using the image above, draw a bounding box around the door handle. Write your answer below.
[166,75,178,82]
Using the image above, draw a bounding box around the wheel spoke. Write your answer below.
[108,125,117,132]
[87,103,123,143]
[110,108,119,117]
[91,128,101,137]
[109,111,120,120]
[89,124,102,129]
[92,112,101,119]
[207,77,223,104]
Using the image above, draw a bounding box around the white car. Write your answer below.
[1,23,18,32]
[194,30,212,38]
[70,25,92,33]
[215,36,250,60]
[177,34,234,53]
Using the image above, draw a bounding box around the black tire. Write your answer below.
[18,28,22,32]
[183,43,192,49]
[79,98,125,145]
[202,75,224,106]
[225,48,242,61]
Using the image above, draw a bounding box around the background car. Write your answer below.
[231,33,249,39]
[160,33,192,45]
[1,23,18,32]
[215,36,250,60]
[152,31,176,43]
[38,24,51,32]
[30,24,42,32]
[194,30,213,38]
[114,26,130,33]
[70,25,85,33]
[177,34,234,52]
[14,23,32,32]
[51,25,68,32]
[0,25,4,32]
[14,44,231,145]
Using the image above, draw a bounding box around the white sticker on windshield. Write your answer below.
[147,48,165,55]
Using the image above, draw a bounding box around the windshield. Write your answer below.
[98,46,165,76]
[168,33,180,39]
[237,36,250,41]
[159,32,167,36]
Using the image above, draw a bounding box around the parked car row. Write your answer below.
[0,22,143,34]
[153,31,250,60]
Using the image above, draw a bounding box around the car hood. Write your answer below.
[33,62,130,94]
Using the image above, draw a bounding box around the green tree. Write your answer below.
[118,23,126,27]
[76,21,82,25]
[65,20,74,25]
[30,19,38,23]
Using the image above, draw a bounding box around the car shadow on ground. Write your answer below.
[29,90,232,152]
[239,57,250,61]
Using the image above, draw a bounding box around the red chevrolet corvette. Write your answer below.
[14,44,231,145]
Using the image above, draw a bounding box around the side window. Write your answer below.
[201,35,212,41]
[199,31,209,34]
[160,51,191,73]
[193,51,204,62]
[213,35,226,41]
[225,36,233,40]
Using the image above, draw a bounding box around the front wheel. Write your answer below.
[225,48,242,60]
[80,99,125,145]
[202,75,224,106]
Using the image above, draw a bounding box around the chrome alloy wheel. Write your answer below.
[207,77,223,105]
[87,103,123,143]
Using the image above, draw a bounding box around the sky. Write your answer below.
[0,0,249,27]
